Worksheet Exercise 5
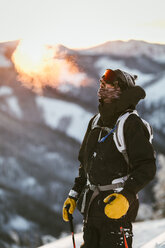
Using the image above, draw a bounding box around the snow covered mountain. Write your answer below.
[80,39,165,62]
[0,39,164,248]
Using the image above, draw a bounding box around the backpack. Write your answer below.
[91,110,153,165]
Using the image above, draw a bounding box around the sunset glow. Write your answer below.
[12,39,89,92]
[0,0,165,49]
[12,40,50,73]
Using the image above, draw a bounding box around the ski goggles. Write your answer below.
[101,69,117,85]
[101,69,136,88]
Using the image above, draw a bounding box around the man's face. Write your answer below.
[98,77,121,103]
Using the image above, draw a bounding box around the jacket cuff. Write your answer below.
[68,189,79,200]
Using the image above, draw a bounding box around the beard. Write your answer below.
[97,86,121,103]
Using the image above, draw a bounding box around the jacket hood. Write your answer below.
[98,86,146,127]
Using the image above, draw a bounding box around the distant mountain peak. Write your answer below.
[48,44,76,57]
[78,40,165,61]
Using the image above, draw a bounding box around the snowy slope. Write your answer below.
[36,96,93,142]
[95,56,155,87]
[79,40,165,63]
[0,86,23,118]
[0,84,93,143]
[39,218,165,248]
[0,43,12,67]
[0,54,12,67]
[144,73,165,105]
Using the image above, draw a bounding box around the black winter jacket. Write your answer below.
[71,86,156,222]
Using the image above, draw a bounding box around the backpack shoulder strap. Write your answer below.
[91,113,101,130]
[113,110,153,164]
[113,110,138,152]
[91,113,111,133]
[113,110,138,164]
[141,118,153,143]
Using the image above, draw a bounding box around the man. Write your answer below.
[63,69,156,248]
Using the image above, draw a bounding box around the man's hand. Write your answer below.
[103,193,129,219]
[63,197,76,222]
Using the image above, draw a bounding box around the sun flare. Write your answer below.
[11,39,63,92]
[12,39,53,74]
[11,39,89,93]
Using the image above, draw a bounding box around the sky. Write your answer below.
[0,0,165,48]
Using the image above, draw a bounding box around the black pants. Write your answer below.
[80,217,133,248]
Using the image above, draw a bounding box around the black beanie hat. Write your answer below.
[102,69,137,91]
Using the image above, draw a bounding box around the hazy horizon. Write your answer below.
[0,0,165,49]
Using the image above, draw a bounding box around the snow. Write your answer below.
[59,70,86,87]
[133,218,165,247]
[0,188,5,197]
[145,74,165,104]
[95,57,154,87]
[38,218,165,248]
[0,86,13,95]
[44,151,62,160]
[36,96,93,142]
[137,203,153,221]
[21,177,37,188]
[0,54,12,67]
[8,215,32,231]
[0,86,23,118]
[7,96,23,118]
[141,232,165,248]
[80,40,165,63]
[95,57,125,75]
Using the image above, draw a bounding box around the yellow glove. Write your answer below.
[62,197,76,222]
[103,193,129,219]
